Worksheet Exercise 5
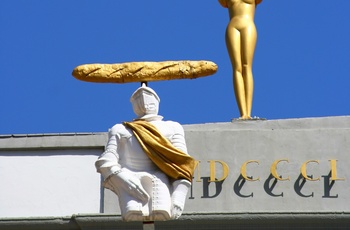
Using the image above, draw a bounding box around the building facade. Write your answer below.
[1,116,350,229]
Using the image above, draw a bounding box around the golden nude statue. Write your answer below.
[219,0,262,119]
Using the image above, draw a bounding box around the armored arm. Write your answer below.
[168,121,192,219]
[95,124,149,203]
[169,121,188,154]
[95,125,121,179]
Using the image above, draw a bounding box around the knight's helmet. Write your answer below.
[130,83,160,120]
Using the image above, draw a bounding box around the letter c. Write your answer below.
[300,160,320,181]
[240,160,260,181]
[270,159,290,181]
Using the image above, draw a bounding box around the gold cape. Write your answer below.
[123,120,196,182]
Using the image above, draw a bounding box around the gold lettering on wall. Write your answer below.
[270,159,290,181]
[300,160,320,181]
[193,160,202,182]
[208,160,229,182]
[240,160,260,181]
[329,159,345,181]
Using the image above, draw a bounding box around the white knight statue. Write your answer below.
[95,84,195,221]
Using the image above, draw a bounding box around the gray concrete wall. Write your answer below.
[184,116,350,214]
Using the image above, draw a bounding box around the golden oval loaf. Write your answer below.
[72,60,217,83]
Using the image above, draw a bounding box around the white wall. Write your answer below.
[0,149,102,218]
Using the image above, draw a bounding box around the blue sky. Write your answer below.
[1,1,349,134]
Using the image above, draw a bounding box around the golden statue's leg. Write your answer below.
[241,25,257,119]
[225,23,247,119]
[234,69,248,119]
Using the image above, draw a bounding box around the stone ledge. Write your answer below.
[0,132,107,150]
[1,212,350,230]
[184,116,350,131]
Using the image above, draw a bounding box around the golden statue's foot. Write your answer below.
[231,116,251,121]
[231,116,266,122]
[239,115,252,120]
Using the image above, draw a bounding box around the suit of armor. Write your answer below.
[95,85,191,221]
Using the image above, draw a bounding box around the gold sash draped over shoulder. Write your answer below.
[123,120,196,182]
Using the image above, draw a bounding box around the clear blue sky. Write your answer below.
[1,1,349,134]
